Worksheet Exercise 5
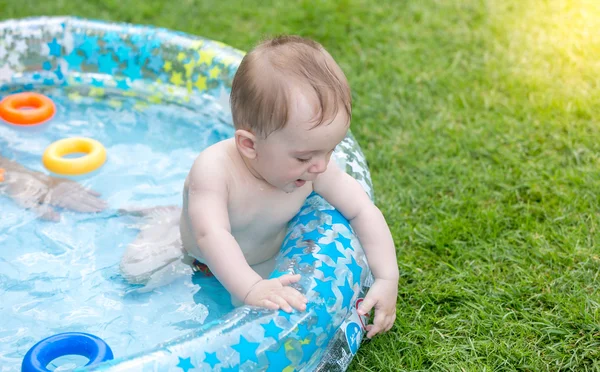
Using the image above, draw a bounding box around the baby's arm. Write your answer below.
[314,160,399,338]
[0,155,106,220]
[186,158,306,312]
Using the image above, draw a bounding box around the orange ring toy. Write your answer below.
[0,92,55,126]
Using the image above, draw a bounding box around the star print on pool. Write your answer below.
[336,233,353,250]
[312,304,333,331]
[299,253,318,266]
[300,337,320,364]
[319,262,337,278]
[176,356,194,372]
[346,256,363,286]
[317,242,345,263]
[78,36,99,58]
[123,59,142,81]
[97,54,118,74]
[47,38,61,57]
[265,344,292,372]
[338,277,354,308]
[102,31,121,50]
[297,211,320,225]
[295,322,312,339]
[64,50,84,70]
[262,319,284,340]
[302,228,325,243]
[312,277,336,302]
[203,351,220,368]
[231,335,260,364]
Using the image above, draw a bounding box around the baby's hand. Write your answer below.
[244,274,307,313]
[358,278,398,338]
[2,169,106,221]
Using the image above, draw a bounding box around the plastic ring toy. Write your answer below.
[0,92,55,125]
[21,332,114,372]
[42,137,106,176]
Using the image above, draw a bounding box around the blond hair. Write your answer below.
[230,35,351,137]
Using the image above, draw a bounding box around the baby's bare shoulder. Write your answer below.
[188,140,235,191]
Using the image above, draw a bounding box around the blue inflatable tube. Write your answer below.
[21,332,113,372]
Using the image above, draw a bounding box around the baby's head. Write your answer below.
[230,35,351,192]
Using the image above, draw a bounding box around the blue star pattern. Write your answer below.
[336,233,353,250]
[47,38,61,56]
[91,78,104,87]
[286,245,306,257]
[296,322,312,339]
[278,309,296,322]
[299,253,318,266]
[54,66,64,80]
[203,352,220,368]
[116,46,131,62]
[303,229,325,243]
[320,222,333,231]
[176,357,194,372]
[318,262,336,279]
[314,304,333,331]
[98,54,118,74]
[231,335,260,364]
[313,278,336,302]
[102,32,121,50]
[265,345,291,372]
[317,242,345,263]
[300,337,320,364]
[346,256,363,286]
[262,319,284,340]
[338,278,354,309]
[298,211,320,225]
[64,51,84,70]
[147,54,164,72]
[78,36,99,57]
[123,59,142,81]
[116,79,129,90]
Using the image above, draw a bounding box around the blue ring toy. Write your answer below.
[21,332,114,372]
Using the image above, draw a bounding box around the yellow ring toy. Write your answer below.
[43,137,106,175]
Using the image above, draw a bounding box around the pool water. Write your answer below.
[0,87,235,369]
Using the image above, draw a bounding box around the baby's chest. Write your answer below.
[228,188,309,229]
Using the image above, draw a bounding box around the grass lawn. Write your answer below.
[3,0,600,370]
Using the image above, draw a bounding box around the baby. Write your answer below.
[121,35,398,338]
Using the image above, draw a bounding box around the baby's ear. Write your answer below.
[234,129,257,159]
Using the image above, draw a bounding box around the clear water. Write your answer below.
[0,87,235,370]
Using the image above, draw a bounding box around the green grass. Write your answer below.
[3,0,600,370]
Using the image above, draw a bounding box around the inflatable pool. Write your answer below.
[0,17,375,371]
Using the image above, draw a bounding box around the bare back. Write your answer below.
[180,139,312,266]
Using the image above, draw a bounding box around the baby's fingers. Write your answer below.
[86,188,102,197]
[270,295,293,313]
[358,297,376,316]
[259,299,280,311]
[278,274,301,286]
[366,323,383,339]
[366,311,395,338]
[282,287,307,312]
